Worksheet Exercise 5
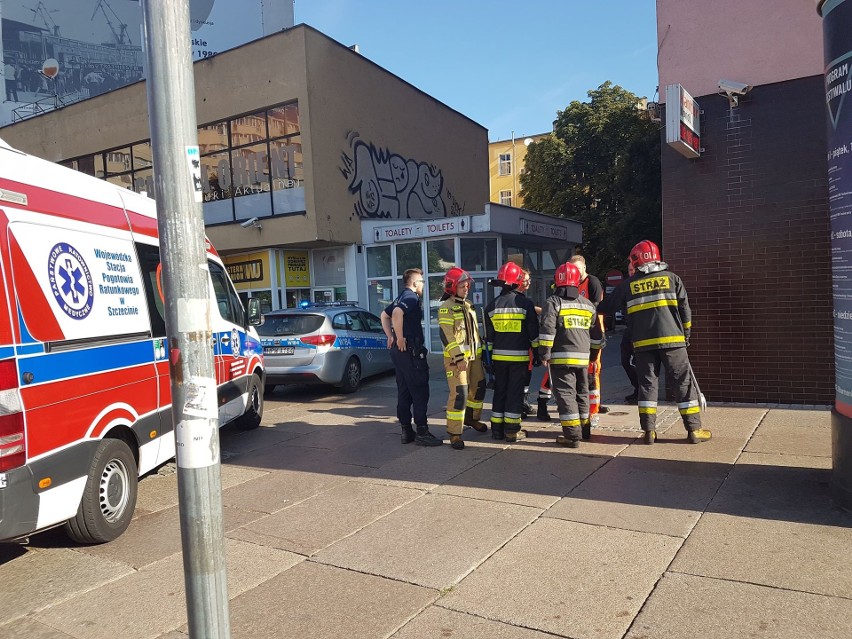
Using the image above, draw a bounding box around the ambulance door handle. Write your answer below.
[22,372,34,384]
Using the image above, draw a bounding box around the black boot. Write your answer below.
[401,424,416,444]
[491,424,506,440]
[415,425,443,447]
[536,398,551,421]
[582,423,591,440]
[464,408,488,432]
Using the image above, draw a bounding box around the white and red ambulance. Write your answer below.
[0,139,265,544]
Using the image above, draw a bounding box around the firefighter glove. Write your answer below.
[532,354,542,368]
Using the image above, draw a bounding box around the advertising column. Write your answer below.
[820,0,852,508]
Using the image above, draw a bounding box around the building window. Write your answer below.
[498,153,512,176]
[499,190,513,206]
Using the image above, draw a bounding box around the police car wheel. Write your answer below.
[65,438,138,544]
[338,357,362,394]
[236,373,264,430]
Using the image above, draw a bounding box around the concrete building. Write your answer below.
[656,0,830,405]
[0,24,580,353]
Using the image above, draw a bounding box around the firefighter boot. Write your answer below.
[401,424,416,444]
[450,435,465,450]
[582,423,592,440]
[536,398,551,421]
[687,429,712,444]
[415,425,443,447]
[644,430,656,445]
[521,393,533,418]
[505,429,526,443]
[464,407,488,433]
[556,427,580,448]
[491,424,506,440]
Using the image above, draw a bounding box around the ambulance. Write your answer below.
[0,139,265,544]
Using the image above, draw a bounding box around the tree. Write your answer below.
[521,82,661,278]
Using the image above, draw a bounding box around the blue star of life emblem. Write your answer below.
[48,242,94,319]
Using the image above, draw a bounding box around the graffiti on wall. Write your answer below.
[340,133,452,219]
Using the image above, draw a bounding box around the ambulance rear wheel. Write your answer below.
[236,373,263,430]
[65,438,138,544]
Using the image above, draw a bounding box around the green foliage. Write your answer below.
[521,81,661,278]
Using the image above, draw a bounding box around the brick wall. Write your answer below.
[662,75,833,404]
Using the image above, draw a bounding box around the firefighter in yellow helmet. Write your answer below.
[438,267,487,449]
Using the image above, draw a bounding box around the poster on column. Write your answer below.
[824,0,852,416]
[0,0,293,126]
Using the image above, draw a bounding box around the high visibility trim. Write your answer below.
[559,413,580,421]
[627,299,678,314]
[539,340,554,347]
[491,416,505,424]
[552,350,588,360]
[551,358,590,366]
[494,349,530,357]
[589,390,600,398]
[638,401,657,407]
[580,413,589,420]
[632,335,686,349]
[438,319,454,325]
[447,410,465,420]
[538,333,556,342]
[504,411,522,420]
[467,400,484,409]
[491,412,504,419]
[559,308,594,317]
[679,406,701,415]
[531,340,540,348]
[504,416,522,425]
[638,406,657,414]
[678,400,700,409]
[489,311,527,319]
[683,321,692,328]
[493,355,530,362]
[561,419,581,427]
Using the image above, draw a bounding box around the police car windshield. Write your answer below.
[258,314,324,336]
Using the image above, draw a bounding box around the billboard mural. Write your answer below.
[0,0,293,126]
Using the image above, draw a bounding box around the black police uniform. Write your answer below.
[384,289,430,429]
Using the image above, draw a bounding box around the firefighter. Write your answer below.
[439,267,488,450]
[538,262,597,448]
[515,269,542,418]
[485,262,539,442]
[598,240,711,444]
[569,255,606,436]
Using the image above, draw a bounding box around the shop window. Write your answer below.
[267,103,300,138]
[396,242,422,275]
[232,142,273,220]
[132,142,153,170]
[269,136,305,215]
[105,148,132,175]
[198,120,229,155]
[460,238,497,273]
[286,289,310,308]
[367,246,391,278]
[368,279,393,317]
[313,248,346,287]
[499,190,513,206]
[230,112,266,147]
[426,239,455,274]
[499,153,512,176]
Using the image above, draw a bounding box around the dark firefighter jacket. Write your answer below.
[598,268,692,352]
[538,290,596,366]
[484,289,539,363]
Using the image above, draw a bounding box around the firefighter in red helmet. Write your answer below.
[538,262,597,448]
[599,240,711,444]
[484,262,540,442]
[438,267,488,449]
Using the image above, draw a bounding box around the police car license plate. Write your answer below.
[265,346,295,355]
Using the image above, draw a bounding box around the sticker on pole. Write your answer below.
[176,419,219,468]
[185,145,203,203]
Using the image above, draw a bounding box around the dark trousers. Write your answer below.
[620,333,638,392]
[634,347,701,433]
[5,79,18,102]
[391,348,430,427]
[491,361,528,433]
[551,365,589,440]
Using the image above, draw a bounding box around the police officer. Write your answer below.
[485,262,539,442]
[539,262,597,448]
[381,268,442,446]
[438,267,487,450]
[598,240,711,444]
[569,255,607,434]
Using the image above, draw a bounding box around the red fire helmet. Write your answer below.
[496,262,523,288]
[444,266,472,296]
[554,262,581,288]
[629,240,661,268]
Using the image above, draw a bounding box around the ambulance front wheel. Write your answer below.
[236,372,264,430]
[65,438,138,544]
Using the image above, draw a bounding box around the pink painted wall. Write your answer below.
[657,0,823,102]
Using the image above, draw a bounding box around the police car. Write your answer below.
[259,302,393,394]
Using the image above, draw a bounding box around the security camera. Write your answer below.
[239,217,261,228]
[718,79,752,107]
[718,79,752,95]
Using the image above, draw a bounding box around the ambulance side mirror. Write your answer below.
[246,298,263,326]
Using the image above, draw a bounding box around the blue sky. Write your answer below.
[295,0,659,141]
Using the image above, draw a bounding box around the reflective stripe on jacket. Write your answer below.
[484,290,539,362]
[538,293,596,366]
